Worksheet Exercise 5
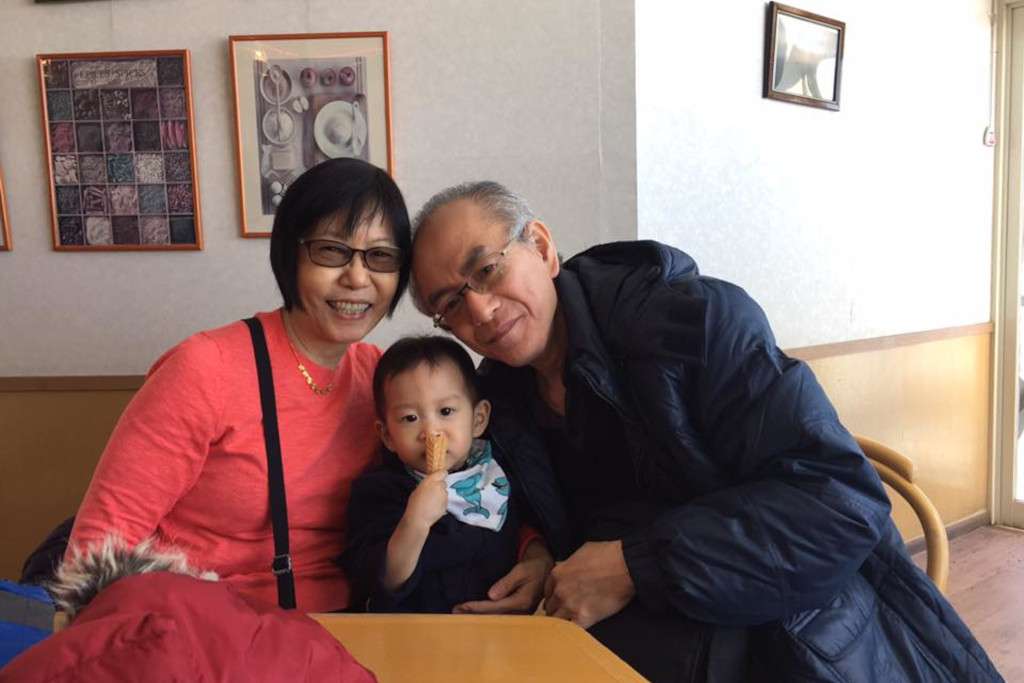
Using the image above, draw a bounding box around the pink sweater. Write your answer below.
[68,310,382,612]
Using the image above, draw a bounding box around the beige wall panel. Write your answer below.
[804,333,991,541]
[0,332,991,578]
[0,390,133,580]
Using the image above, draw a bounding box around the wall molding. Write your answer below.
[0,322,995,392]
[0,375,145,392]
[786,322,993,362]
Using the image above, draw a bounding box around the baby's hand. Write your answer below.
[404,470,449,529]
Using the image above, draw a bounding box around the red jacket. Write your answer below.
[0,572,376,682]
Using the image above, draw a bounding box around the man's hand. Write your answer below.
[543,540,635,629]
[453,541,554,614]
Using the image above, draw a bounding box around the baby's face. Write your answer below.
[377,361,490,472]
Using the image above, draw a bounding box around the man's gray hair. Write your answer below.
[409,181,536,314]
[412,180,536,242]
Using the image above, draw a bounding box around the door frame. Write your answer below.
[993,0,1024,527]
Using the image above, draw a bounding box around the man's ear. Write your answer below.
[526,220,560,278]
[376,420,396,451]
[472,399,492,437]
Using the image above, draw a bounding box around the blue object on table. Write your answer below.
[0,581,53,667]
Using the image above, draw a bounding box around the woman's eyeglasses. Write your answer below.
[299,238,406,273]
[433,240,515,329]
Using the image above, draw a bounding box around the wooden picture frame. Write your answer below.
[763,3,845,111]
[0,160,11,252]
[229,32,393,237]
[37,50,203,250]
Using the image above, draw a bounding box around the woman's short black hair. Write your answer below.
[270,158,411,316]
[373,335,479,420]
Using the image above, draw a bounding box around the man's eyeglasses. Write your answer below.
[299,238,406,273]
[433,239,516,330]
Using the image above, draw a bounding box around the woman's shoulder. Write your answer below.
[149,317,258,373]
[144,314,290,389]
[118,318,264,435]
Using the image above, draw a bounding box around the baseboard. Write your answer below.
[904,509,989,555]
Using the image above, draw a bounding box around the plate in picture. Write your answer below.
[259,65,292,104]
[262,107,296,145]
[313,100,366,158]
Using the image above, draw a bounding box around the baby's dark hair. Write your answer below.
[373,336,479,420]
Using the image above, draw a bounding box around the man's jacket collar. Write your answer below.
[558,240,708,377]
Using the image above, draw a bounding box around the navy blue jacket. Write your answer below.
[343,450,520,614]
[480,241,1001,681]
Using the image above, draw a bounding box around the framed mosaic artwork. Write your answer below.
[230,32,393,237]
[0,160,10,251]
[37,50,203,250]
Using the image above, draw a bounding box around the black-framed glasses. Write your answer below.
[299,238,406,273]
[433,239,516,329]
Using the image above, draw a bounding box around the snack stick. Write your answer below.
[425,433,447,473]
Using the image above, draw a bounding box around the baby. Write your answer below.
[343,336,520,613]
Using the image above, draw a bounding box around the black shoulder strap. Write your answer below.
[243,317,296,609]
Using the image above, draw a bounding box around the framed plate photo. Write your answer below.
[763,3,845,111]
[0,159,11,251]
[37,50,203,250]
[230,32,393,237]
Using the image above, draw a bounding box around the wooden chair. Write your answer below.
[854,435,950,594]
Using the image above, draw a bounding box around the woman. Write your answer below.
[66,158,411,613]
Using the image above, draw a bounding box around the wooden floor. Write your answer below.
[913,526,1024,681]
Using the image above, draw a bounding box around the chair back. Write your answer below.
[854,435,949,594]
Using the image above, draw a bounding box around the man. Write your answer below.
[409,181,1001,682]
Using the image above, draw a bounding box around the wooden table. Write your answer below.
[311,614,649,682]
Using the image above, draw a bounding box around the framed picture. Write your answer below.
[763,3,845,111]
[37,50,203,251]
[230,32,393,237]
[0,160,11,252]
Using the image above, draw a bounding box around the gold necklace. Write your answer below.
[284,314,335,396]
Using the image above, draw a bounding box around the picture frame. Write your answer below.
[763,3,845,111]
[230,32,394,237]
[37,50,203,250]
[0,160,11,252]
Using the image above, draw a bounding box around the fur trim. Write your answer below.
[50,535,217,621]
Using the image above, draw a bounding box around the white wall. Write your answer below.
[0,0,636,375]
[637,0,996,348]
